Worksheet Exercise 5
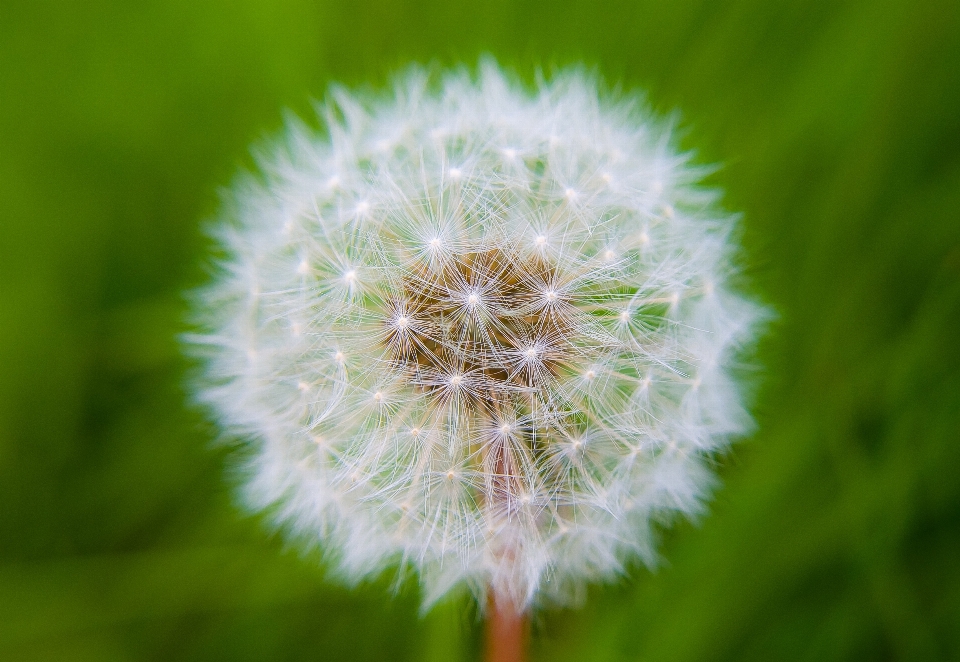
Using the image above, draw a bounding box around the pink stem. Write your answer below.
[485,592,528,662]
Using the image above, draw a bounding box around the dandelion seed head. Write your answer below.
[190,61,764,612]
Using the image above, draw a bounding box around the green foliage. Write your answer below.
[1,0,958,659]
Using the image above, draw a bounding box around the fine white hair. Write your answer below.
[189,60,764,611]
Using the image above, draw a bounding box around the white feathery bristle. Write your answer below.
[190,60,765,612]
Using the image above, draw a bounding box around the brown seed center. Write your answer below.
[384,249,573,410]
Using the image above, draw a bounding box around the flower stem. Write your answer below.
[485,593,528,662]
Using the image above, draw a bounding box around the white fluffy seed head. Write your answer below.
[190,61,764,612]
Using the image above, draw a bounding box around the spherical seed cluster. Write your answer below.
[192,63,762,610]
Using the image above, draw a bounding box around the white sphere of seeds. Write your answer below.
[191,61,763,610]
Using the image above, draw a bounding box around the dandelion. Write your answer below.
[189,60,763,659]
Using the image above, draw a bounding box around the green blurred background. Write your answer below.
[2,0,959,659]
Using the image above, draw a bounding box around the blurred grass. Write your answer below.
[1,0,958,660]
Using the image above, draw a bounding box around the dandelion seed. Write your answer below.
[189,61,765,621]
